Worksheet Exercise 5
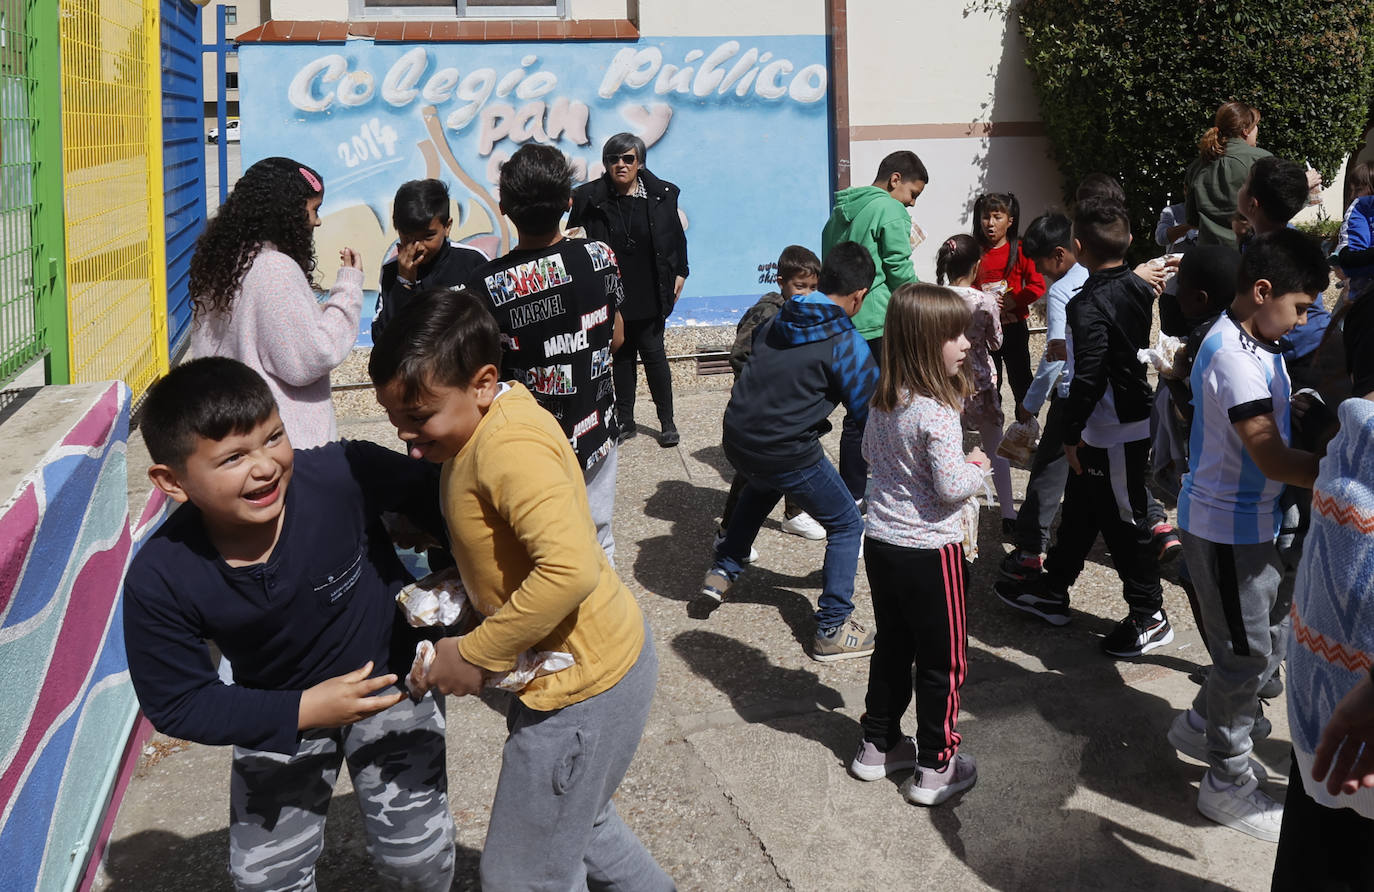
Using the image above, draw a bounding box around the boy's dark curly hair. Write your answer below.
[189,156,324,318]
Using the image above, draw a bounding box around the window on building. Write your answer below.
[224,5,237,24]
[225,71,239,90]
[349,0,565,17]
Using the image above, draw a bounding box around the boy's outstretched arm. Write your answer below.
[456,425,605,673]
[344,440,447,545]
[124,575,308,754]
[1234,413,1320,488]
[125,571,403,752]
[298,661,404,729]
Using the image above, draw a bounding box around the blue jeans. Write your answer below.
[717,448,864,629]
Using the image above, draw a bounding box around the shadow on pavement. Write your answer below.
[99,793,482,891]
[671,629,857,767]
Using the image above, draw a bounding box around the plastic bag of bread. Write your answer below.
[997,416,1041,469]
[1137,334,1186,379]
[959,468,995,563]
[406,640,575,697]
[396,567,470,628]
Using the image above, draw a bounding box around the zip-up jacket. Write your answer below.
[373,238,489,344]
[1061,264,1155,447]
[723,293,878,474]
[570,167,689,319]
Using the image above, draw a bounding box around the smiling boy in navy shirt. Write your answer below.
[122,357,454,891]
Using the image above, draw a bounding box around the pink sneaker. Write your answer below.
[902,752,977,806]
[849,736,918,781]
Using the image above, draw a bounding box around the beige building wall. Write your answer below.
[203,0,270,109]
[842,3,1062,280]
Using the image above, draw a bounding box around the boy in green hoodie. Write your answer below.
[821,150,928,501]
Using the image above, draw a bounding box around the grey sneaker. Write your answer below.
[902,752,977,806]
[1167,708,1272,777]
[1196,771,1282,842]
[849,736,917,781]
[812,619,876,662]
[700,567,736,603]
[1258,669,1283,700]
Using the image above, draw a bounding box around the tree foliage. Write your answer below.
[1017,0,1374,255]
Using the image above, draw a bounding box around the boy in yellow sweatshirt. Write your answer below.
[369,287,673,890]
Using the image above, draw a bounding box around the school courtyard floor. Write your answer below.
[96,372,1288,891]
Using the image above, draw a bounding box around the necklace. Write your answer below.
[611,194,639,249]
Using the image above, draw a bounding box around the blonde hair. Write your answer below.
[1198,100,1259,162]
[873,283,971,413]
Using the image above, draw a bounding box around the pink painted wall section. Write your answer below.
[0,381,153,892]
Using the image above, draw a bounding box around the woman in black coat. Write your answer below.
[570,132,689,447]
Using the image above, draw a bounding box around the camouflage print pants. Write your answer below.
[227,691,455,891]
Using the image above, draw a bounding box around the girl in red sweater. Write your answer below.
[971,192,1045,413]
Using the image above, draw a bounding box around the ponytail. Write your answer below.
[1198,100,1259,162]
[936,233,980,286]
[1198,126,1226,162]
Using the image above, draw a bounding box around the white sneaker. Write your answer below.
[1168,708,1272,766]
[712,529,758,564]
[1196,772,1282,842]
[780,511,826,540]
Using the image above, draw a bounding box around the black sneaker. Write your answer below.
[998,548,1043,584]
[1101,609,1173,657]
[658,423,679,448]
[994,576,1070,626]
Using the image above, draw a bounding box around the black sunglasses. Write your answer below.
[604,153,637,165]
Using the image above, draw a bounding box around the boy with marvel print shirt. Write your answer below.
[466,144,625,558]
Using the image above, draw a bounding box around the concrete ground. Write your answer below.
[96,378,1288,892]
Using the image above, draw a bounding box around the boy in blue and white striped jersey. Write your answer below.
[1170,228,1330,842]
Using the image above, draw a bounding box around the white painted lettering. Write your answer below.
[288,54,347,112]
[337,70,376,107]
[692,41,739,97]
[382,47,428,107]
[421,66,460,104]
[789,64,828,103]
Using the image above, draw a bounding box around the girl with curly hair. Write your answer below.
[189,156,363,448]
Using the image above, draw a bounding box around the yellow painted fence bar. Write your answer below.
[59,0,168,398]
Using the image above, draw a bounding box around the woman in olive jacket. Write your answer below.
[571,132,689,447]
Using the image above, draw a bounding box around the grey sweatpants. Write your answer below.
[584,444,618,561]
[1181,531,1290,783]
[480,626,674,891]
[228,691,454,892]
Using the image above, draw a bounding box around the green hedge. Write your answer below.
[1016,0,1374,257]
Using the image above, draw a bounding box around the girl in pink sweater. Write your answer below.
[189,157,363,448]
[850,283,988,807]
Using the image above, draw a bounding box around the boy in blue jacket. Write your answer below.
[122,357,454,891]
[701,242,879,662]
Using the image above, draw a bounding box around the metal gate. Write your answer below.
[160,0,204,359]
[0,0,56,387]
[59,0,168,397]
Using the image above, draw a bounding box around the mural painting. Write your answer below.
[238,36,831,341]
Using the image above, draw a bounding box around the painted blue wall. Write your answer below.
[238,36,831,339]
